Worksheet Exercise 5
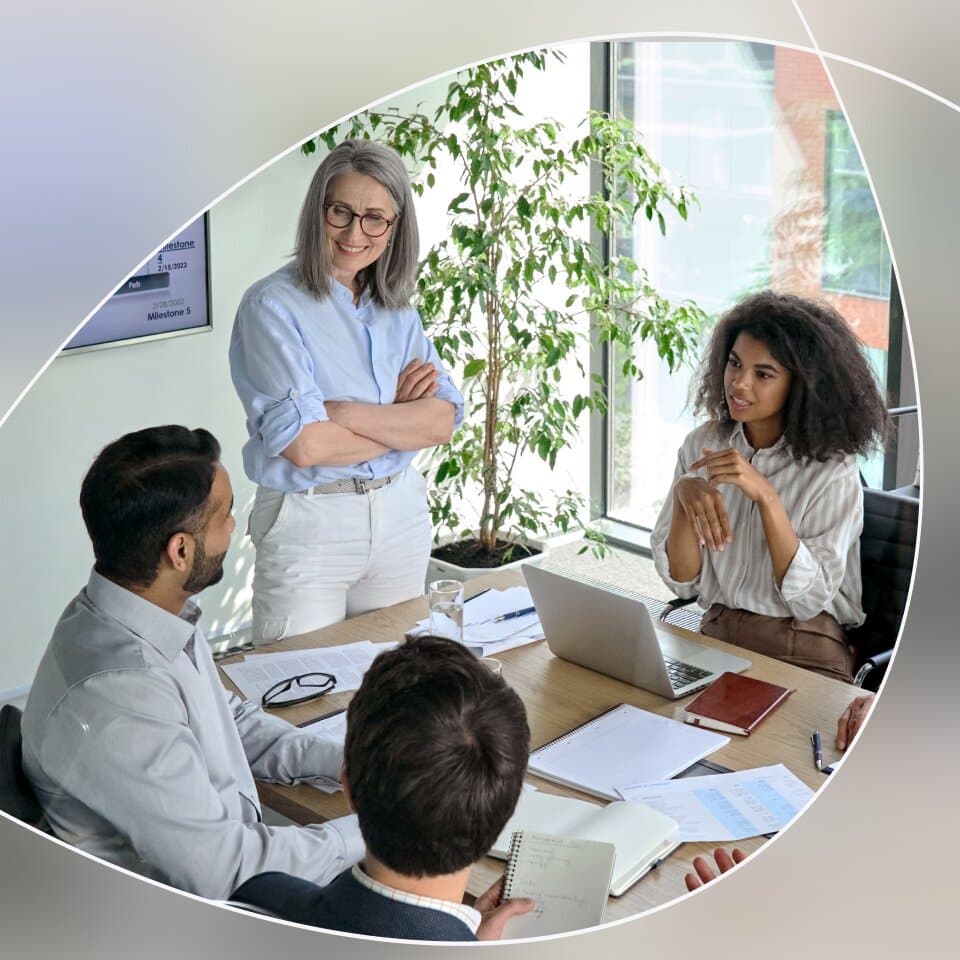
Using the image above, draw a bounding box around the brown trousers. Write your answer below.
[699,604,854,683]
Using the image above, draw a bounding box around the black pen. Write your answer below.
[810,730,823,771]
[493,606,537,623]
[465,588,492,604]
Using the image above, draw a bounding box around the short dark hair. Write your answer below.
[694,291,889,461]
[79,425,221,589]
[344,636,529,877]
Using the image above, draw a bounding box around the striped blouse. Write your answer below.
[650,421,865,626]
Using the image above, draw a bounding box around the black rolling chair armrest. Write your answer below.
[659,595,699,623]
[853,648,893,689]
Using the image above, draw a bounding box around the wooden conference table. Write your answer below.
[219,570,859,921]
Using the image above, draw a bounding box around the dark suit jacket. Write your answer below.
[231,868,477,941]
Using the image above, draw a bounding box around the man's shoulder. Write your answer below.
[24,591,154,730]
[330,874,477,941]
[53,592,150,676]
[233,870,476,941]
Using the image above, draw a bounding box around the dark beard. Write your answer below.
[183,540,226,594]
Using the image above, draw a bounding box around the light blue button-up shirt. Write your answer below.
[229,263,464,492]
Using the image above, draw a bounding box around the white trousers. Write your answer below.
[247,466,431,644]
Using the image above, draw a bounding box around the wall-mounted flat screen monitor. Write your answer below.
[62,214,211,354]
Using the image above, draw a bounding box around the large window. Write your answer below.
[603,41,903,535]
[822,110,892,299]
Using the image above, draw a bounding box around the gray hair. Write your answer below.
[294,139,419,310]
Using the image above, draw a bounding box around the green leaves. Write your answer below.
[448,192,471,213]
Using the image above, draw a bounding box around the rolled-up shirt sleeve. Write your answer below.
[39,671,360,900]
[777,462,863,622]
[418,328,464,429]
[650,448,702,599]
[229,292,329,459]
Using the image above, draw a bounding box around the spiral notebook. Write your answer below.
[490,789,679,896]
[502,831,616,938]
[527,703,729,800]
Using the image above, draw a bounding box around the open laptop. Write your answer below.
[523,565,751,699]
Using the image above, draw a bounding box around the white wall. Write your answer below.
[0,147,317,694]
[0,44,591,696]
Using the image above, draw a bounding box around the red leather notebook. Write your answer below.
[684,672,794,736]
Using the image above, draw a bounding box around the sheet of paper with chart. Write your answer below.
[614,764,815,842]
[219,641,396,702]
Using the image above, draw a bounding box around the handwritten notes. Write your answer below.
[502,832,615,938]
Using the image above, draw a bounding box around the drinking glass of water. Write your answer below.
[428,579,465,644]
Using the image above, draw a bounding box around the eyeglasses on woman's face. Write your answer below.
[324,202,396,238]
[261,672,337,708]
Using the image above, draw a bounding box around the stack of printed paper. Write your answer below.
[219,640,396,703]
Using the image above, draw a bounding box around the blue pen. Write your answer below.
[810,730,823,771]
[492,606,537,623]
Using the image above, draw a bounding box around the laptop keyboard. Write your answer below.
[562,571,705,633]
[664,655,712,689]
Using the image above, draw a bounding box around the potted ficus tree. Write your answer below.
[306,49,706,576]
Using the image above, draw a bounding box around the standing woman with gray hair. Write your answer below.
[230,139,463,644]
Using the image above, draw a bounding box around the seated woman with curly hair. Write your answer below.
[650,291,889,682]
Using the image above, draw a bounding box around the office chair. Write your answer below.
[848,486,919,691]
[0,704,46,828]
[658,485,919,692]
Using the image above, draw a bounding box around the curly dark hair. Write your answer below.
[693,291,889,461]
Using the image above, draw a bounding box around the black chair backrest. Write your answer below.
[848,487,920,668]
[0,704,46,827]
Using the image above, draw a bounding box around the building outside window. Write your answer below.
[603,40,903,536]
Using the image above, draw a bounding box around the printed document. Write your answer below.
[615,763,814,841]
[220,640,395,702]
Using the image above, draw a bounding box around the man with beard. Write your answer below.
[21,425,363,899]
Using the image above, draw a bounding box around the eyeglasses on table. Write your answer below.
[261,671,337,709]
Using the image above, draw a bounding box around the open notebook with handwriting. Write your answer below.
[502,831,616,938]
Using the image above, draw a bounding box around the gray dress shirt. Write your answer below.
[650,421,865,626]
[21,570,364,899]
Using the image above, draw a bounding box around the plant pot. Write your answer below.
[426,542,546,585]
[425,530,583,586]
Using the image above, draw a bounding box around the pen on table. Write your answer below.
[810,729,823,771]
[492,606,537,623]
[465,588,492,604]
[465,605,538,627]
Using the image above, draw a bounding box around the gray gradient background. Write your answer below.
[1,1,955,956]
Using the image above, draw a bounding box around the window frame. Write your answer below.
[590,41,913,553]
